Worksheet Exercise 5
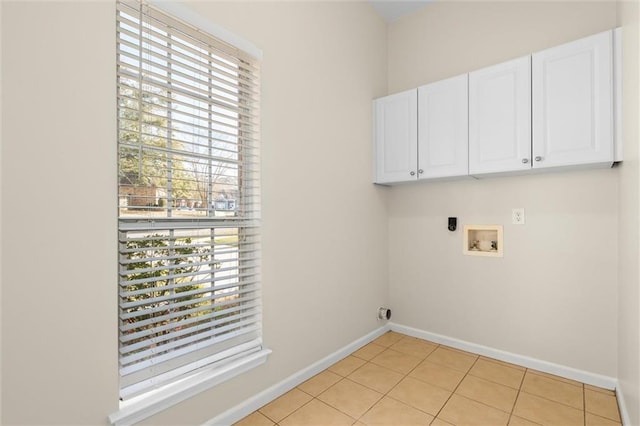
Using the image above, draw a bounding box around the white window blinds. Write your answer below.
[116,0,261,400]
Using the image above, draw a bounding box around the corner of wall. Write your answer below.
[615,0,640,424]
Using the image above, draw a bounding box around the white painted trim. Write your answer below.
[616,380,632,426]
[389,322,618,390]
[148,1,263,60]
[109,349,271,426]
[614,26,623,162]
[204,325,390,426]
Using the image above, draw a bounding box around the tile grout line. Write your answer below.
[507,367,531,425]
[519,385,589,412]
[317,375,378,424]
[348,336,496,424]
[583,387,624,425]
[388,340,444,424]
[413,343,449,426]
[583,383,587,426]
[363,339,520,425]
[352,360,394,425]
[429,351,482,423]
[355,336,441,424]
[356,335,445,423]
[266,394,316,426]
[354,336,420,424]
[323,366,377,424]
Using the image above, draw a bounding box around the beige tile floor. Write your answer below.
[234,332,622,426]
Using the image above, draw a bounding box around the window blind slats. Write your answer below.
[119,290,259,333]
[119,337,262,400]
[120,302,260,347]
[117,0,260,400]
[118,141,242,168]
[119,324,261,381]
[120,309,261,365]
[117,133,257,164]
[121,285,257,324]
[119,270,259,305]
[117,1,259,68]
[117,109,259,148]
[116,29,259,96]
[117,102,259,142]
[116,41,259,101]
[120,308,261,357]
[118,219,261,232]
[116,57,258,114]
[120,309,261,361]
[119,330,262,397]
[119,263,259,291]
[119,229,261,244]
[117,71,258,125]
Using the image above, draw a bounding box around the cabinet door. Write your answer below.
[469,56,531,175]
[373,89,418,183]
[418,74,468,179]
[532,30,613,169]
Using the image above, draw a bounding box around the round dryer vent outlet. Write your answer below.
[377,307,391,321]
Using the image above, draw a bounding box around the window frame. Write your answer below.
[110,2,268,424]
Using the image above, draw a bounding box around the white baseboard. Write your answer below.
[392,323,632,424]
[204,322,629,426]
[204,325,390,426]
[389,322,618,390]
[615,381,632,426]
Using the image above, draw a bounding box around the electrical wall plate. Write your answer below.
[512,208,525,224]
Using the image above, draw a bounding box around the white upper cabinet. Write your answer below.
[469,56,532,175]
[373,89,417,184]
[373,29,621,184]
[532,30,614,169]
[373,76,468,184]
[418,74,469,179]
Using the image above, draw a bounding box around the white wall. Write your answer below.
[616,1,640,424]
[386,1,620,377]
[387,1,619,94]
[1,1,119,424]
[0,1,4,422]
[0,1,389,424]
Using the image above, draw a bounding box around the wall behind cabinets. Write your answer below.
[386,1,619,377]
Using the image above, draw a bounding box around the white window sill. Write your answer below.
[108,348,272,426]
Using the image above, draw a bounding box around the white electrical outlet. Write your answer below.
[512,208,525,225]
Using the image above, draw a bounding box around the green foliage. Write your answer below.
[121,235,211,347]
[118,83,197,201]
[118,85,170,187]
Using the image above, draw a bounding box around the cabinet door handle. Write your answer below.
[535,156,543,162]
[410,171,416,176]
[522,158,529,164]
[418,169,424,174]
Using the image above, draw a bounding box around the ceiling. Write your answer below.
[369,0,435,22]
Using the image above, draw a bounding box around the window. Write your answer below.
[116,0,261,401]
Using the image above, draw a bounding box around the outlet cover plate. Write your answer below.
[512,208,525,225]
